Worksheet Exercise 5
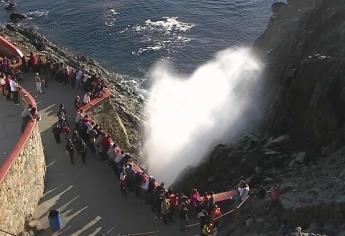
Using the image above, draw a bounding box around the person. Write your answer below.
[66,138,75,165]
[52,123,62,144]
[77,139,87,164]
[269,184,281,203]
[62,123,70,140]
[20,104,33,132]
[75,109,84,129]
[74,95,81,110]
[119,171,127,195]
[201,221,214,236]
[10,77,19,105]
[210,205,221,230]
[72,130,80,145]
[190,188,202,213]
[82,92,91,105]
[169,191,178,220]
[179,195,189,231]
[0,72,5,96]
[5,74,11,100]
[34,72,43,94]
[207,192,216,213]
[237,180,250,202]
[75,69,83,89]
[161,194,173,224]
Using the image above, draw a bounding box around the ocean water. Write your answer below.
[0,0,273,82]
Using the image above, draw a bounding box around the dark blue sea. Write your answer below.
[0,0,273,82]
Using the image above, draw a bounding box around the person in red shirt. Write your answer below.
[210,205,221,230]
[189,188,202,210]
[100,134,112,159]
[169,190,178,220]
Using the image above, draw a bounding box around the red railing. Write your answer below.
[0,36,29,184]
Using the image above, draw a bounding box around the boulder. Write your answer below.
[295,152,306,164]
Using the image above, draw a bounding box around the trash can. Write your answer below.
[48,209,61,231]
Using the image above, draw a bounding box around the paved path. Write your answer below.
[0,94,22,165]
[19,74,198,236]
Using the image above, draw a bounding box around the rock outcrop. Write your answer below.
[175,0,345,234]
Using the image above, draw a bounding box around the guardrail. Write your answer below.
[0,36,30,184]
[0,87,37,183]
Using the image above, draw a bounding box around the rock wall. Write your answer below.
[254,0,345,146]
[0,124,45,236]
[88,98,141,156]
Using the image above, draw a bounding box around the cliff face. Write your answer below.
[255,0,345,145]
[174,0,345,234]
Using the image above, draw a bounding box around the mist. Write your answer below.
[143,47,264,185]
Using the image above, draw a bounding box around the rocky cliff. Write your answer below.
[174,0,345,235]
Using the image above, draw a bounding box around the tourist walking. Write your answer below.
[66,139,75,165]
[10,77,19,105]
[35,72,43,94]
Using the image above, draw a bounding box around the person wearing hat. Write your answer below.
[34,72,43,94]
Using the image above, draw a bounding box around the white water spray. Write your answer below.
[144,48,263,185]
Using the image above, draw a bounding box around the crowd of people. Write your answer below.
[22,52,107,99]
[53,99,253,235]
[29,50,255,235]
[0,50,253,235]
[0,56,23,105]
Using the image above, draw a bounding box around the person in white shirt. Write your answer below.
[10,78,19,105]
[237,180,250,202]
[83,92,91,105]
[34,72,42,94]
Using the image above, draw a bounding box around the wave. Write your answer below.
[25,10,49,19]
[122,17,194,55]
[104,8,119,27]
[144,17,194,33]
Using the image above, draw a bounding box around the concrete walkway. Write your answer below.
[19,74,198,236]
[0,94,22,165]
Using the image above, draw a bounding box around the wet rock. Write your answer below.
[295,152,306,164]
[9,12,27,22]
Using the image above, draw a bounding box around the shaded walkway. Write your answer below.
[20,75,196,236]
[0,96,22,165]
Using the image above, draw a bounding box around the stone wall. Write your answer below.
[0,124,45,236]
